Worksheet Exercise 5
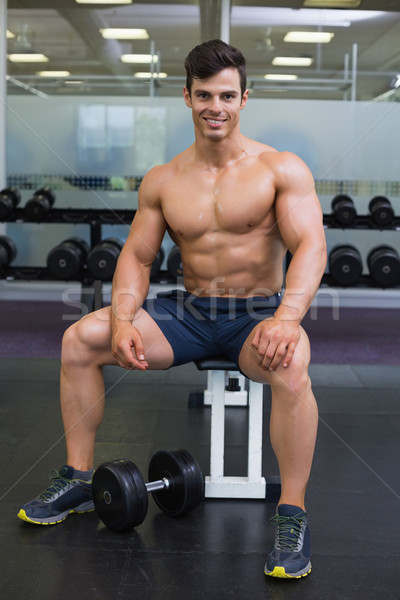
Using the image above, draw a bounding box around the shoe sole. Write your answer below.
[17,504,95,525]
[264,564,312,579]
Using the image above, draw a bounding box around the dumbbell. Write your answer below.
[0,235,17,273]
[331,194,357,227]
[47,237,89,279]
[87,237,124,280]
[328,244,363,285]
[369,196,394,227]
[367,245,400,287]
[25,187,56,221]
[167,245,183,279]
[150,246,165,281]
[92,448,204,532]
[0,187,20,219]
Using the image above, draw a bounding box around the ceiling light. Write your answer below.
[100,28,149,40]
[284,31,334,43]
[8,54,49,63]
[303,0,361,7]
[37,71,71,77]
[7,30,15,39]
[272,57,313,67]
[134,72,167,79]
[75,0,132,4]
[264,74,298,81]
[121,54,158,64]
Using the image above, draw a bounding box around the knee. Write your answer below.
[61,315,99,368]
[270,346,311,402]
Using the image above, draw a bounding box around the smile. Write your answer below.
[204,118,226,126]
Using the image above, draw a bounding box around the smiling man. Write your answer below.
[18,40,326,580]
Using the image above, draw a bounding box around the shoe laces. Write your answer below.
[270,513,305,551]
[39,468,72,501]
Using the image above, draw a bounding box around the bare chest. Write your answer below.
[162,165,277,241]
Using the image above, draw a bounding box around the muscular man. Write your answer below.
[18,40,326,579]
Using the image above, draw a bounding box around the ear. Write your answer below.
[240,89,249,110]
[183,86,192,108]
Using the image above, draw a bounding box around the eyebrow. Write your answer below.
[194,89,239,95]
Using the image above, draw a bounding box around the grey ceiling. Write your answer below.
[5,0,400,101]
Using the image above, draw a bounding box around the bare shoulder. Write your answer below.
[138,159,180,207]
[259,149,315,190]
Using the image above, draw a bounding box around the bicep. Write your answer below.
[274,156,324,253]
[122,175,168,267]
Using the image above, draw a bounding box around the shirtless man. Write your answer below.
[18,40,327,579]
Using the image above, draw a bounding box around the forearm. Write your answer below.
[111,248,150,326]
[274,242,327,323]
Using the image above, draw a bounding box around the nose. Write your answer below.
[209,95,222,114]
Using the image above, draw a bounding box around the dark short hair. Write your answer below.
[184,39,247,97]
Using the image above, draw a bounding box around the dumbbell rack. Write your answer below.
[321,212,400,288]
[0,207,138,310]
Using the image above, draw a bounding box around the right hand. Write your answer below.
[111,321,149,370]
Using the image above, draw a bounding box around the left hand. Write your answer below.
[251,317,301,371]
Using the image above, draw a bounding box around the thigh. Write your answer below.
[73,305,175,370]
[238,319,311,385]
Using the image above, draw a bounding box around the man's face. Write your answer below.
[183,67,249,141]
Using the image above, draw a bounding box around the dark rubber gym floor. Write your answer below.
[1,306,400,599]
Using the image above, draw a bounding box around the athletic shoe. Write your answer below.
[264,503,311,578]
[17,465,94,525]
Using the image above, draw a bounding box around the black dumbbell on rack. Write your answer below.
[92,448,204,532]
[87,237,124,280]
[0,235,17,274]
[328,244,363,286]
[47,237,89,279]
[368,196,395,227]
[167,245,183,279]
[0,187,21,220]
[331,194,357,227]
[367,245,400,287]
[150,247,165,281]
[25,187,56,221]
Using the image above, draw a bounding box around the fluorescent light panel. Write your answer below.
[303,0,361,7]
[264,74,298,81]
[8,54,49,63]
[75,0,132,4]
[37,71,71,77]
[272,56,313,66]
[121,54,158,64]
[100,28,149,40]
[134,72,167,79]
[284,31,334,43]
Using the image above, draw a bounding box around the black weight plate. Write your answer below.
[148,449,204,517]
[87,243,121,280]
[368,196,394,227]
[0,235,17,263]
[150,247,165,279]
[47,243,83,279]
[331,195,356,226]
[167,246,183,278]
[34,187,56,206]
[92,459,148,531]
[329,245,362,285]
[25,197,52,221]
[367,246,400,286]
[64,237,90,259]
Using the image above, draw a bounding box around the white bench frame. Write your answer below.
[203,368,266,499]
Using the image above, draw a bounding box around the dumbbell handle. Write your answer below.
[145,477,170,493]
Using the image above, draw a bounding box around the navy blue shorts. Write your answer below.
[142,290,281,367]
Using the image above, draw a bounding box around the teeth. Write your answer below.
[206,119,223,124]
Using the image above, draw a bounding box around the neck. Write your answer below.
[193,131,248,170]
